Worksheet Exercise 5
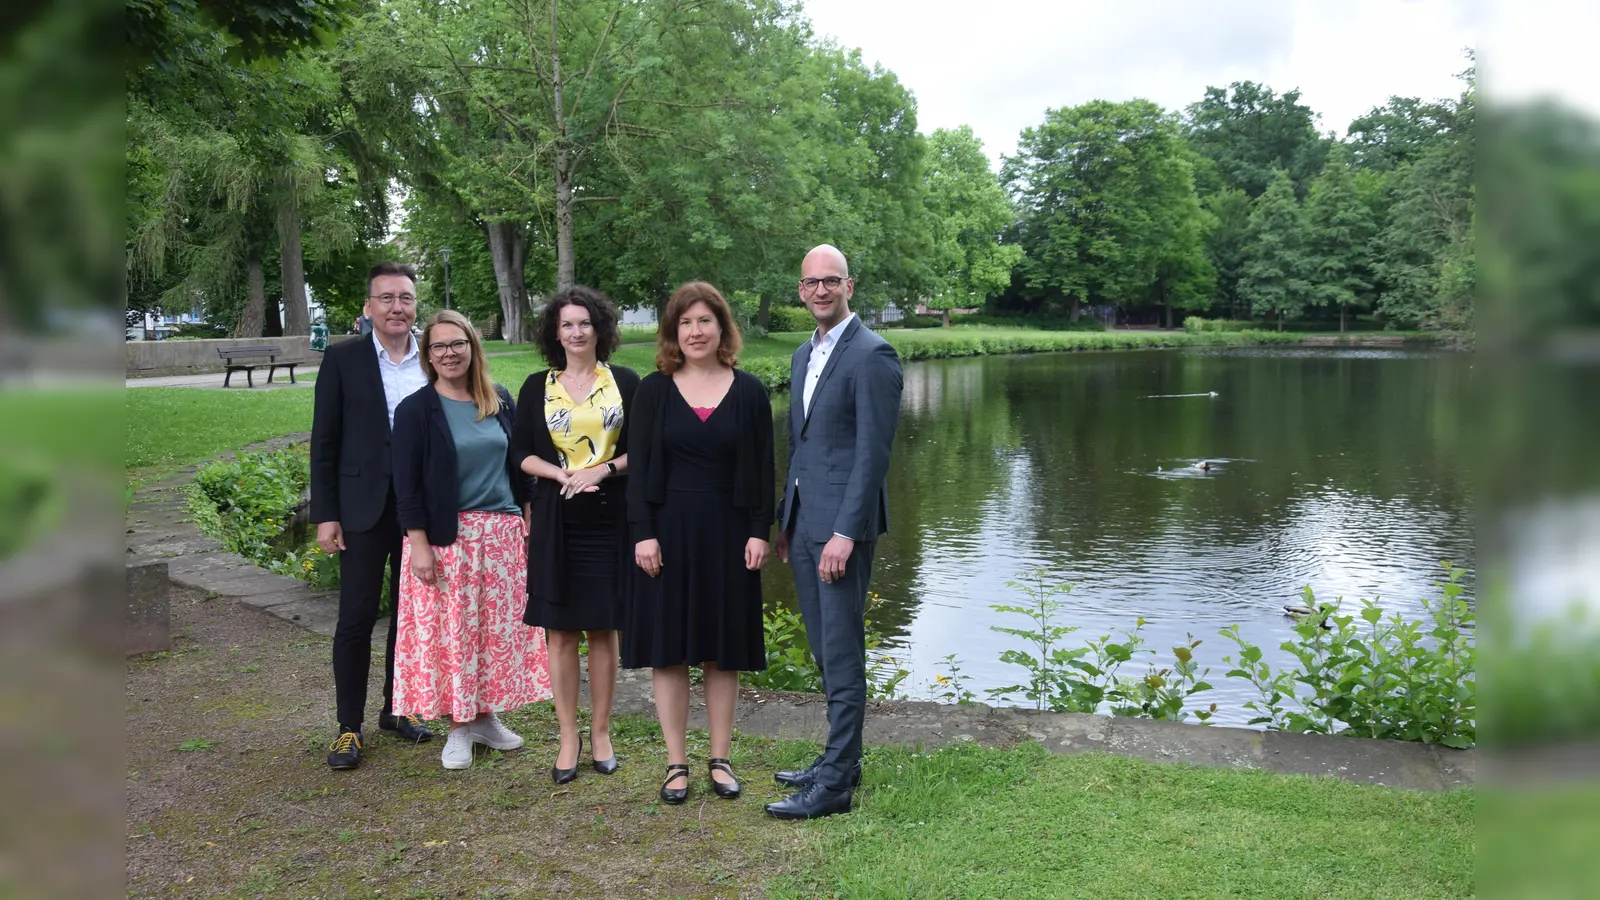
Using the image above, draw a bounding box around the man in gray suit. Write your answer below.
[765,244,903,820]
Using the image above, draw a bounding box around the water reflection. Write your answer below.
[762,347,1477,727]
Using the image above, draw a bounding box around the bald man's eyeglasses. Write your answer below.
[800,276,844,293]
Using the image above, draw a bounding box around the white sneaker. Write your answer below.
[469,713,524,751]
[441,727,474,769]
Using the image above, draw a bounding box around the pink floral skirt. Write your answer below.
[393,511,552,722]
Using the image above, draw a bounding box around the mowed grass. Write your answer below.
[126,388,314,485]
[771,741,1475,900]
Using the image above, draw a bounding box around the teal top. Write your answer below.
[441,397,520,515]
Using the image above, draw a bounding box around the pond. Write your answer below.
[760,345,1477,726]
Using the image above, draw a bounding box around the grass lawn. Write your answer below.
[127,587,1476,899]
[772,742,1474,899]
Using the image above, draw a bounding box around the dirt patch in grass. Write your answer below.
[127,588,817,899]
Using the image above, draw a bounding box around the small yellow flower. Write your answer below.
[936,675,950,685]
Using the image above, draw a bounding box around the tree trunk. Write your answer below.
[1163,301,1173,330]
[757,292,772,332]
[239,251,266,337]
[486,219,529,344]
[550,1,576,293]
[941,308,951,328]
[263,293,283,337]
[1069,296,1081,323]
[277,185,310,335]
[1340,302,1347,333]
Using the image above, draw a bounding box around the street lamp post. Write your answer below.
[439,247,452,310]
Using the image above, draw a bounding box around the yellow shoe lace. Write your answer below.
[404,715,423,728]
[329,731,361,754]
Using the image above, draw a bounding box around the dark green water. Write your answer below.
[761,346,1476,725]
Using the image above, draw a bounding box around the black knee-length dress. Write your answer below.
[622,370,774,671]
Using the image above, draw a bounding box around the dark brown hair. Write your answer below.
[534,285,622,369]
[655,281,742,373]
[366,261,417,294]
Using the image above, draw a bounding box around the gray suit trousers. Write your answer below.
[788,523,876,791]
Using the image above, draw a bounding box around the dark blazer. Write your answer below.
[776,316,903,543]
[310,335,398,532]
[627,368,774,543]
[391,382,529,547]
[510,364,640,610]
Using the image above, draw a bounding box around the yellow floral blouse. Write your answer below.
[544,363,624,469]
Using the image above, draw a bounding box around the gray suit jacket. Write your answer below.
[777,316,904,544]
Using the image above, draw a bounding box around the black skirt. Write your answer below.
[524,479,628,632]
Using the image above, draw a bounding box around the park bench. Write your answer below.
[218,345,303,387]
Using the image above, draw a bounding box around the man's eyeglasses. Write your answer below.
[428,339,471,356]
[369,293,417,307]
[800,276,845,293]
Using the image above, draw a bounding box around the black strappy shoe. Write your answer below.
[708,757,741,800]
[552,733,581,785]
[659,763,689,805]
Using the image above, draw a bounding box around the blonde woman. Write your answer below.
[391,310,553,770]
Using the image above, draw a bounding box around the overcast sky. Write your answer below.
[793,0,1595,170]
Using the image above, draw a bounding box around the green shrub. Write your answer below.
[1184,317,1257,333]
[188,444,310,566]
[766,304,815,333]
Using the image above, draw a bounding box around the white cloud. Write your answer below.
[796,0,1478,169]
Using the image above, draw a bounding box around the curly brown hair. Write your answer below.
[655,281,742,373]
[534,285,622,369]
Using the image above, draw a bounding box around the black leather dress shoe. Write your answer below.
[774,763,861,789]
[764,781,853,820]
[327,731,362,770]
[592,756,620,775]
[659,764,689,805]
[552,734,581,785]
[708,758,740,800]
[379,713,435,743]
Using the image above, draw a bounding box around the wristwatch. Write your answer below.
[605,462,617,476]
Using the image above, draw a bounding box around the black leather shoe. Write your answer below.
[764,781,853,820]
[327,730,362,770]
[552,734,581,785]
[659,763,689,805]
[774,763,861,789]
[379,713,434,743]
[708,757,740,800]
[592,756,619,775]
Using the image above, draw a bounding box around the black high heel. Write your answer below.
[659,763,689,804]
[708,757,740,800]
[592,731,619,774]
[552,733,581,785]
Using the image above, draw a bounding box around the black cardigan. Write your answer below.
[625,368,775,543]
[392,382,528,547]
[509,364,641,612]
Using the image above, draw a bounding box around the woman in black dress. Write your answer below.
[624,281,774,804]
[511,286,639,783]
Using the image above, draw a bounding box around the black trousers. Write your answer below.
[331,493,403,731]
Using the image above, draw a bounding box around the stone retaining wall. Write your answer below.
[125,335,361,377]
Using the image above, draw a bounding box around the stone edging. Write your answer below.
[125,435,1474,792]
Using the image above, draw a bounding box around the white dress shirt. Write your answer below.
[799,313,858,542]
[373,331,428,429]
[803,312,855,417]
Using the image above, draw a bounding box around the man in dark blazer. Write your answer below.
[765,244,904,819]
[310,262,434,770]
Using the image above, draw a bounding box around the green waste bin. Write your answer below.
[310,322,329,352]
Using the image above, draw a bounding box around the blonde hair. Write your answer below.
[419,310,501,419]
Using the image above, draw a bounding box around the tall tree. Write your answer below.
[1003,99,1205,322]
[1201,187,1252,318]
[1303,144,1377,331]
[920,126,1022,325]
[1239,169,1312,328]
[1183,81,1329,198]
